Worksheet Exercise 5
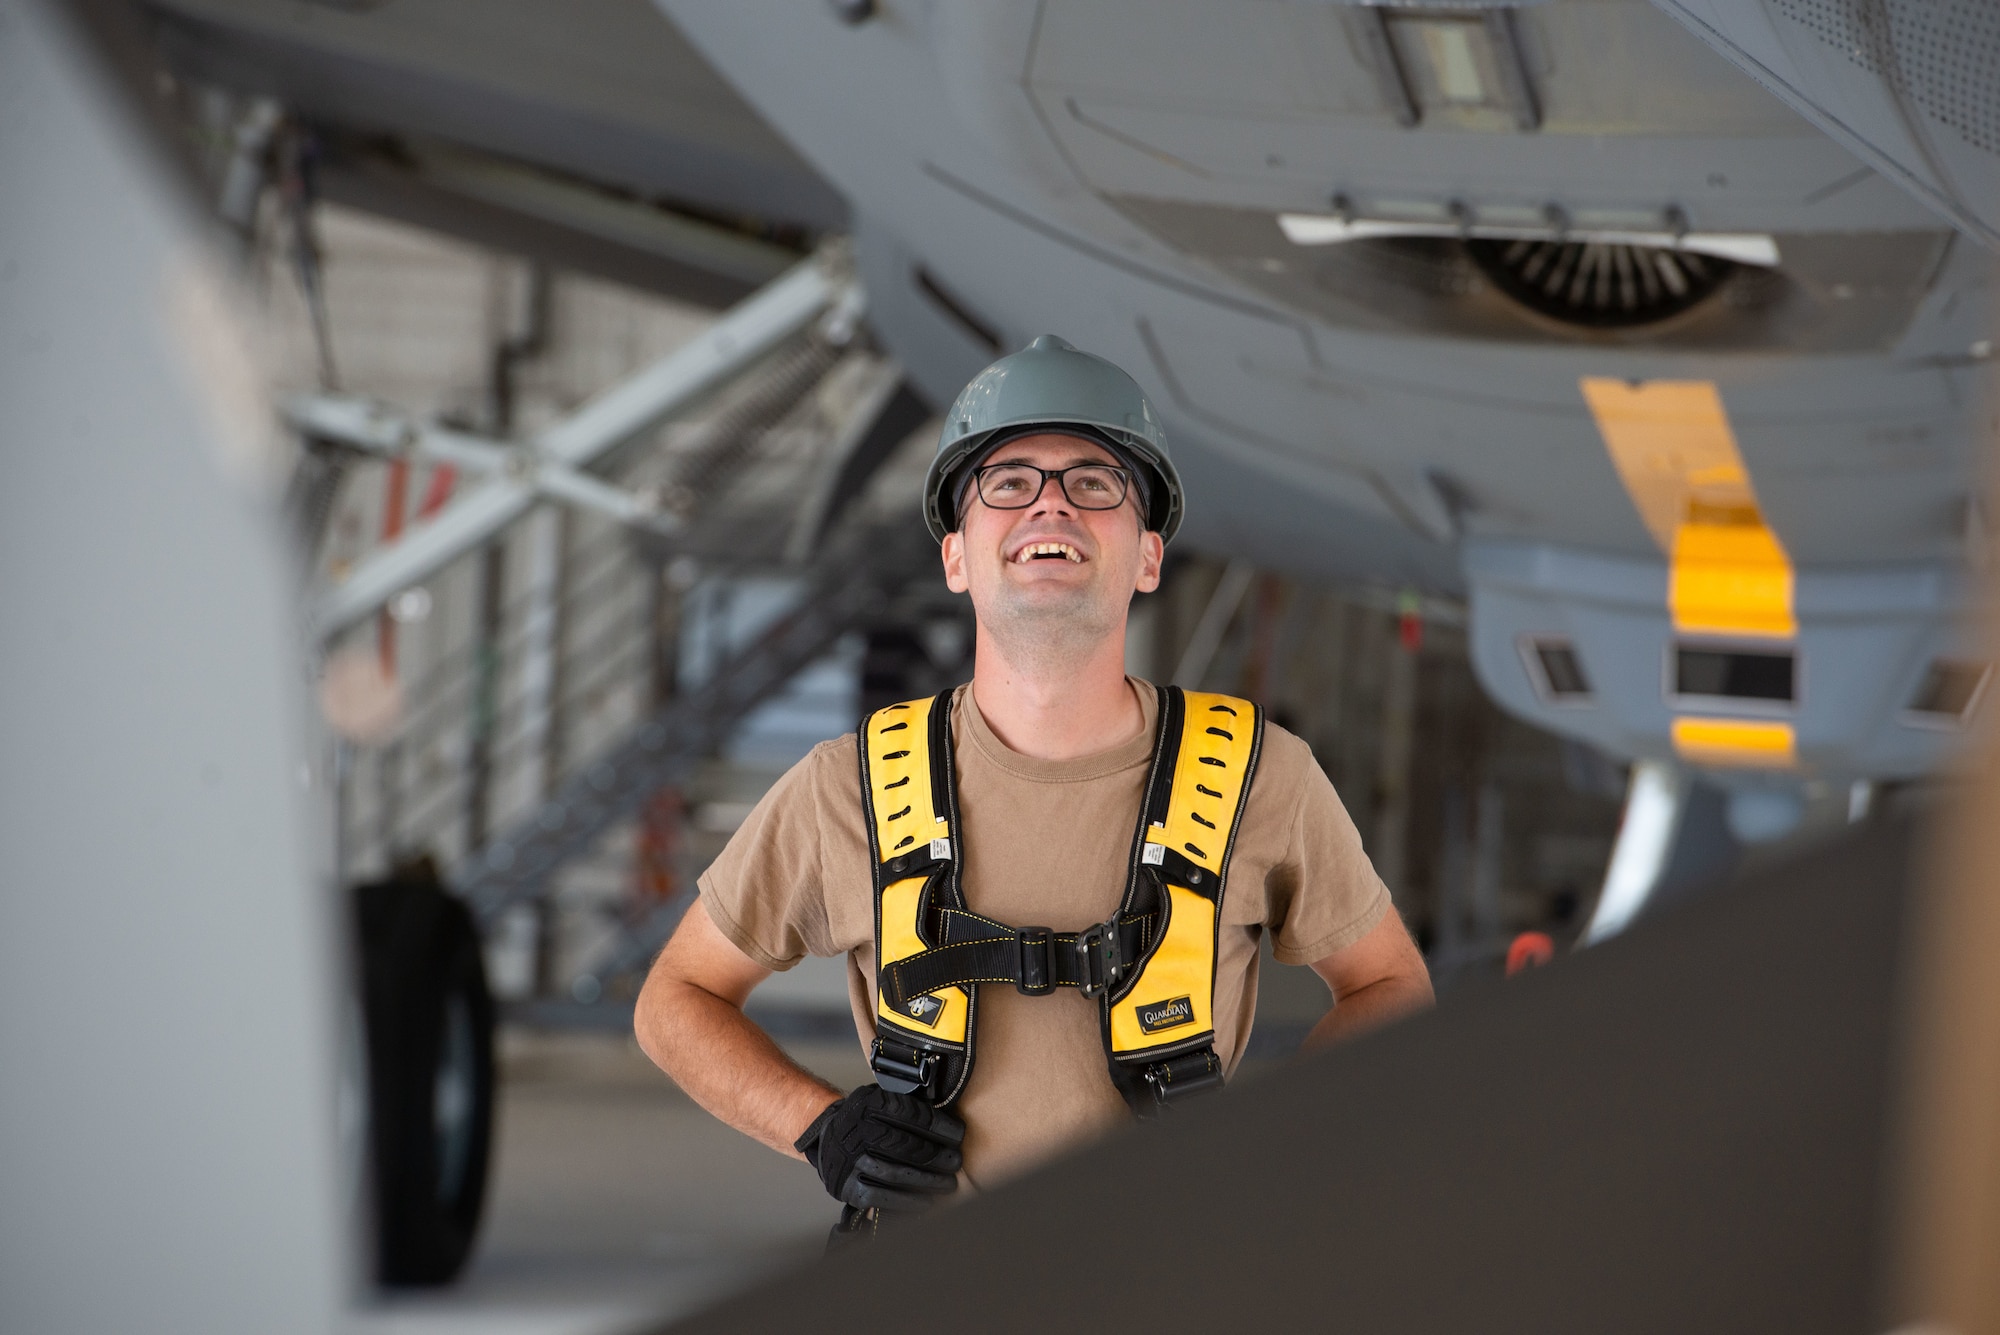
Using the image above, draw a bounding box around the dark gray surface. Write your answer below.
[663,817,1915,1333]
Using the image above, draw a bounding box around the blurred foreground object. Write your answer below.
[1892,420,2000,1330]
[665,817,1924,1333]
[1898,763,2000,1332]
[0,1,348,1331]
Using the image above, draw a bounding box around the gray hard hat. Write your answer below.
[924,334,1183,544]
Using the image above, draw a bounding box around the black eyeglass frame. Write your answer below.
[969,462,1134,512]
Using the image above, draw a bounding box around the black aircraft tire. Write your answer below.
[354,873,496,1287]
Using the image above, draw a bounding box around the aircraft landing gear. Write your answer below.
[353,865,495,1286]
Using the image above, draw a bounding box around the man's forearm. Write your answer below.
[635,976,841,1158]
[1301,972,1434,1051]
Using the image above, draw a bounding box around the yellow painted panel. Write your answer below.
[1580,377,1795,639]
[1110,885,1215,1054]
[1671,522,1796,638]
[1671,716,1796,769]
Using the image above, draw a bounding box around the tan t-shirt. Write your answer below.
[699,678,1389,1187]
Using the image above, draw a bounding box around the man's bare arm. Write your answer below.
[1301,908,1434,1050]
[634,899,842,1158]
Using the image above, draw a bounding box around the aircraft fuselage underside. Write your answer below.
[663,0,1996,785]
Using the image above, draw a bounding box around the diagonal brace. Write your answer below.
[452,517,938,920]
[302,255,846,640]
[286,395,674,533]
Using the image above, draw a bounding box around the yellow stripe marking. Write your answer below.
[1671,716,1796,768]
[1581,378,1795,639]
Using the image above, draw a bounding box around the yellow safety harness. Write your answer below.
[858,685,1263,1114]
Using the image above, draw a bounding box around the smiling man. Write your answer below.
[635,335,1431,1236]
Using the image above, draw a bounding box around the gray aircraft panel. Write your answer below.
[1030,0,1810,137]
[148,0,847,229]
[1651,0,2000,247]
[1892,234,1999,360]
[656,0,1992,779]
[1022,0,1944,235]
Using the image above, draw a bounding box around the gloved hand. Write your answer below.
[794,1084,965,1213]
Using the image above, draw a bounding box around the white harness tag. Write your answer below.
[1141,842,1167,866]
[930,838,953,861]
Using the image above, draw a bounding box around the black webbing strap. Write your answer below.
[879,915,1150,1012]
[872,840,954,892]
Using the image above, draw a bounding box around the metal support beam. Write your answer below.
[1372,608,1420,900]
[783,358,922,562]
[301,255,847,639]
[1171,558,1256,689]
[452,517,937,920]
[285,396,672,533]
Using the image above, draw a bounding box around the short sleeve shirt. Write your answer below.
[698,678,1389,1187]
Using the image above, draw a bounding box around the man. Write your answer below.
[635,335,1432,1223]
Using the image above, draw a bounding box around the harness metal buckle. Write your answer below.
[870,1038,940,1098]
[1015,925,1054,996]
[1074,918,1125,999]
[1141,1051,1224,1110]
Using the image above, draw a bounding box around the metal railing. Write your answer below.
[313,256,941,1004]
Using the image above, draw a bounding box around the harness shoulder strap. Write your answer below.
[859,691,974,1105]
[857,684,1263,1117]
[1101,687,1263,1113]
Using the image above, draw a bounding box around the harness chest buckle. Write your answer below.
[1074,918,1125,999]
[1015,926,1054,996]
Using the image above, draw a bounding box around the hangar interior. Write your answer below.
[257,201,1645,1317]
[8,1,2000,1332]
[142,0,1995,1316]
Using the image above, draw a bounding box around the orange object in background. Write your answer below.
[376,457,410,674]
[634,787,684,901]
[1506,931,1556,976]
[416,461,456,519]
[1397,589,1423,652]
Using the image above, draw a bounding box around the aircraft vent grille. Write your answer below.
[1775,0,2000,156]
[1463,238,1737,328]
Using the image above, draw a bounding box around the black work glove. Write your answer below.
[794,1084,965,1213]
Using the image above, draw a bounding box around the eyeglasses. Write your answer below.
[971,462,1132,511]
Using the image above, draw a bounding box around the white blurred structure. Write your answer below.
[0,1,348,1330]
